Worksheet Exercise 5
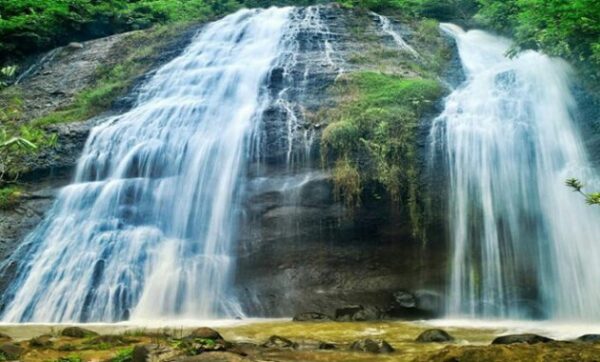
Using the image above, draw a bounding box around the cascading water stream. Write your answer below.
[0,7,294,323]
[371,12,418,57]
[431,24,600,320]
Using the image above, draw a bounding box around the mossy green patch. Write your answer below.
[321,71,444,238]
[33,23,189,127]
[0,186,22,210]
[110,347,133,362]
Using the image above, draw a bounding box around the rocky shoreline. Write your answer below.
[1,321,600,361]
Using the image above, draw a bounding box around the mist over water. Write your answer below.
[432,24,600,320]
[0,7,294,323]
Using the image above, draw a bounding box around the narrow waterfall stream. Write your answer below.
[1,7,295,323]
[432,24,600,320]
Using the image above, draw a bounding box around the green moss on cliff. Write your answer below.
[321,71,444,237]
[34,24,189,127]
[0,186,23,210]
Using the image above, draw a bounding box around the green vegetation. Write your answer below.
[567,178,600,206]
[0,185,22,209]
[338,0,599,88]
[0,0,326,65]
[111,347,134,362]
[33,23,188,127]
[321,72,444,237]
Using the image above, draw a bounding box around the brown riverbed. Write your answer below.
[0,319,599,361]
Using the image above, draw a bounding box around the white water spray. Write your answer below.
[432,24,600,320]
[1,7,294,322]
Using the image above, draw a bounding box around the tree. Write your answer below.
[566,178,600,205]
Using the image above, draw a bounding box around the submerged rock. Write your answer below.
[187,327,224,341]
[0,333,11,342]
[576,334,600,343]
[292,312,333,322]
[61,326,98,338]
[261,335,298,349]
[295,340,337,350]
[29,334,54,348]
[349,338,394,353]
[416,329,455,343]
[492,333,554,345]
[0,343,23,360]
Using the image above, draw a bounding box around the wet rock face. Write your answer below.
[235,5,449,319]
[0,5,451,320]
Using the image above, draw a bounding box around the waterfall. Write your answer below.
[372,12,418,57]
[1,7,294,322]
[431,24,600,320]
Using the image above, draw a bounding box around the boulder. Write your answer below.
[292,312,333,322]
[576,334,600,343]
[491,334,554,345]
[261,335,298,349]
[29,334,53,348]
[61,326,98,338]
[0,343,23,360]
[349,339,394,353]
[335,305,382,321]
[416,329,455,343]
[187,327,224,340]
[133,344,181,362]
[295,340,337,350]
[0,333,11,342]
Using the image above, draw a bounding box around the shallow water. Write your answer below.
[2,319,599,361]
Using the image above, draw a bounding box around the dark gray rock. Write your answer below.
[295,339,337,350]
[416,329,455,343]
[187,327,223,340]
[491,334,554,345]
[292,312,333,322]
[261,335,298,349]
[61,326,98,338]
[349,339,394,353]
[29,334,54,348]
[576,334,600,343]
[0,343,23,360]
